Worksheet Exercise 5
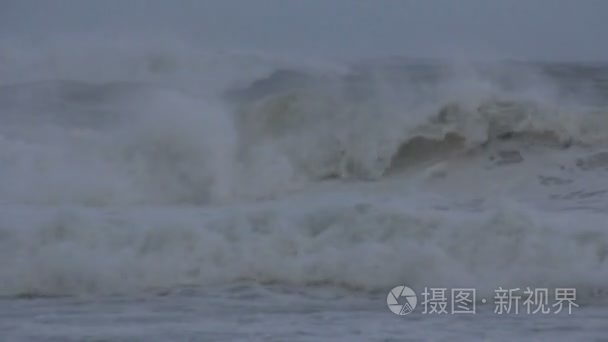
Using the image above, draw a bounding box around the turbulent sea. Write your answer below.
[1,39,608,341]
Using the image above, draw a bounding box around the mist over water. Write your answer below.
[1,2,608,340]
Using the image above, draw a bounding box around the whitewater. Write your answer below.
[1,38,608,340]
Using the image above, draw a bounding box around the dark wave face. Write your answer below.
[226,60,608,181]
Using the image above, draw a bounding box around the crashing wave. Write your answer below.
[231,70,608,180]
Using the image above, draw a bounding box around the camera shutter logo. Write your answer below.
[387,286,417,315]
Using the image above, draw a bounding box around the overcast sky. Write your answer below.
[1,0,607,61]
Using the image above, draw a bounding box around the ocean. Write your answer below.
[1,39,608,341]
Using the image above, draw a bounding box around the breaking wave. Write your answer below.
[1,37,608,297]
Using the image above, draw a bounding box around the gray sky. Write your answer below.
[1,0,607,61]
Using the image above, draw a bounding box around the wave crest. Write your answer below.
[233,69,608,181]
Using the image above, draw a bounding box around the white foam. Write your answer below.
[0,196,606,297]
